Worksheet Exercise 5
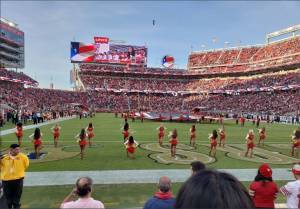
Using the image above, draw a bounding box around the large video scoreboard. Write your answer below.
[70,37,147,66]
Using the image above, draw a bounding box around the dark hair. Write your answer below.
[191,161,205,173]
[128,136,134,144]
[34,128,41,140]
[124,122,129,131]
[88,123,93,128]
[79,129,85,140]
[212,130,218,139]
[175,169,254,209]
[76,177,92,197]
[16,122,22,127]
[254,171,273,185]
[191,125,196,132]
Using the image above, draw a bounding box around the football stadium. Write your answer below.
[1,1,300,209]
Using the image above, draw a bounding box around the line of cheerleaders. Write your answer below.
[14,121,300,160]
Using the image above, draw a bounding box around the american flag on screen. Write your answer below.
[70,42,95,62]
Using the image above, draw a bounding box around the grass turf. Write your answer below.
[20,181,289,208]
[1,113,299,171]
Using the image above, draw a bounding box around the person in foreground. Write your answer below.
[143,176,175,209]
[174,169,254,209]
[60,176,105,208]
[249,163,278,208]
[280,163,300,209]
[0,144,29,209]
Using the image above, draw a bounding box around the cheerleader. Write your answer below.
[245,129,255,158]
[122,122,130,142]
[29,128,43,159]
[291,129,300,157]
[219,127,226,147]
[258,127,266,146]
[15,122,23,146]
[124,136,139,159]
[51,124,61,147]
[190,125,196,147]
[169,129,178,158]
[157,124,166,146]
[209,130,218,157]
[75,129,87,160]
[86,123,94,147]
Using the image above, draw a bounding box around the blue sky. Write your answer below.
[1,1,300,89]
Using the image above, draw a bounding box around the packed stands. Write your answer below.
[0,68,37,85]
[188,36,300,74]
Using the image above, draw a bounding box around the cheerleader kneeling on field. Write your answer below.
[124,136,139,159]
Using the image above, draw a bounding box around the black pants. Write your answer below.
[2,178,23,209]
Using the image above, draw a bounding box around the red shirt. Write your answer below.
[250,181,278,208]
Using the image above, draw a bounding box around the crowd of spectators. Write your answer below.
[189,36,300,74]
[0,68,37,84]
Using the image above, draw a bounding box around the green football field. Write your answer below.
[1,113,298,208]
[1,113,299,170]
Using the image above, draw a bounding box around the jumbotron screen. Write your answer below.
[70,37,147,65]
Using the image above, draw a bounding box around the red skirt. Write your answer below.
[79,140,87,147]
[211,141,217,148]
[123,131,129,138]
[34,139,42,146]
[16,132,23,138]
[127,147,135,153]
[88,132,94,138]
[190,133,196,139]
[170,139,178,146]
[158,132,164,138]
[247,142,255,149]
[53,132,60,138]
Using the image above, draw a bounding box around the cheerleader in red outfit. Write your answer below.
[75,128,87,160]
[157,124,166,146]
[124,136,139,159]
[15,122,23,146]
[86,123,94,147]
[122,122,130,142]
[29,128,43,159]
[209,130,218,157]
[51,124,61,147]
[219,127,226,147]
[258,127,266,146]
[190,125,196,147]
[245,129,255,158]
[291,129,300,157]
[169,129,178,158]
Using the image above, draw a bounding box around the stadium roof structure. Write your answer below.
[0,17,18,29]
[266,24,300,43]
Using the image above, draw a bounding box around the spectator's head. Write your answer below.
[157,176,172,193]
[9,144,20,156]
[34,128,41,140]
[75,177,93,198]
[255,163,273,182]
[175,169,253,209]
[190,161,206,176]
[292,163,300,179]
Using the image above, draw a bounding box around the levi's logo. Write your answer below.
[94,37,109,43]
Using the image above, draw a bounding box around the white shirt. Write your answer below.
[61,197,104,208]
[280,179,300,208]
